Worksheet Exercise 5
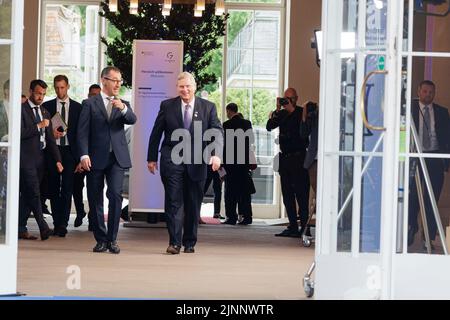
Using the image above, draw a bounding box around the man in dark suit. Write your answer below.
[147,72,223,254]
[73,84,101,230]
[408,80,450,249]
[19,79,63,240]
[222,103,255,225]
[78,67,137,254]
[43,75,82,237]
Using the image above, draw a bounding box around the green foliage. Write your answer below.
[209,88,275,127]
[99,1,227,90]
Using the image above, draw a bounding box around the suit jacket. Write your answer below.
[223,114,254,171]
[20,101,61,169]
[147,96,223,182]
[77,94,137,170]
[42,98,82,158]
[412,100,450,154]
[223,115,255,194]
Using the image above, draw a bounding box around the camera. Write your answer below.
[279,97,290,106]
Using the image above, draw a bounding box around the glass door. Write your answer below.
[315,0,402,299]
[393,0,450,299]
[0,0,24,296]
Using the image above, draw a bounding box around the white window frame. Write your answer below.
[222,1,286,217]
[39,0,107,97]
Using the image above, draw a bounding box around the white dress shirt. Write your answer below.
[56,97,69,146]
[419,101,439,151]
[181,97,195,124]
[28,99,46,149]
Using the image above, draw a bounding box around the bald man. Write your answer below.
[266,88,310,238]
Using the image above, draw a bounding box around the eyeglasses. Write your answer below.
[103,77,124,85]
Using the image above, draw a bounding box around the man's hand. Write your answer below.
[56,162,64,173]
[38,119,50,129]
[111,98,125,111]
[210,156,221,172]
[81,157,91,172]
[53,128,65,139]
[276,97,282,112]
[74,163,84,173]
[148,161,158,174]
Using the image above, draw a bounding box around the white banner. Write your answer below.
[129,40,183,213]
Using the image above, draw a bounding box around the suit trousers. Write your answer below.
[87,152,124,243]
[19,151,49,233]
[49,146,76,228]
[73,171,86,215]
[204,165,222,214]
[279,153,310,229]
[224,173,253,222]
[161,165,204,248]
[408,157,445,241]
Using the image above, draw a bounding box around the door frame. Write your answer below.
[314,0,402,299]
[0,0,24,296]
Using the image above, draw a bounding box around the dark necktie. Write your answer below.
[60,101,66,146]
[423,105,431,150]
[34,107,44,150]
[184,104,192,129]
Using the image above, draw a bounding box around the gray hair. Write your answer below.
[177,72,197,89]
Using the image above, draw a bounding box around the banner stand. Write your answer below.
[126,40,184,226]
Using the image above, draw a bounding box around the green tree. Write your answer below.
[99,1,227,90]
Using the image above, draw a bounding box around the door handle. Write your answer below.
[360,70,388,131]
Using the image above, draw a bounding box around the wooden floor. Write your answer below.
[17,217,314,299]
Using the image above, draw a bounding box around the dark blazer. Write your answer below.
[77,93,137,170]
[411,100,450,154]
[223,114,254,170]
[42,98,82,156]
[20,101,61,168]
[147,96,223,182]
[223,114,255,195]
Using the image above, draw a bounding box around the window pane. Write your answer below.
[0,148,7,244]
[0,0,12,39]
[226,9,281,207]
[43,4,100,102]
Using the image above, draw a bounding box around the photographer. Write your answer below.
[266,88,310,238]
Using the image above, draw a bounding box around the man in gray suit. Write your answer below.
[78,66,137,254]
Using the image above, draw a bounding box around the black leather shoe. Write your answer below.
[93,242,108,253]
[184,246,195,253]
[238,218,252,225]
[121,206,129,221]
[221,219,236,225]
[74,212,86,228]
[40,228,53,241]
[213,213,225,219]
[166,245,181,254]
[108,241,121,254]
[275,228,301,238]
[53,226,67,237]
